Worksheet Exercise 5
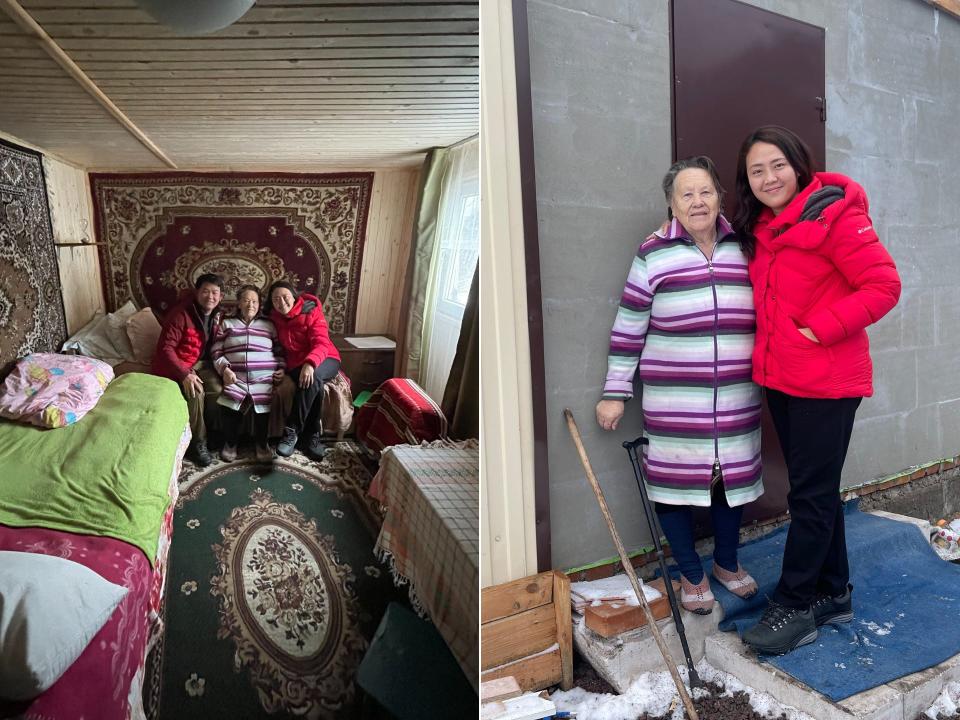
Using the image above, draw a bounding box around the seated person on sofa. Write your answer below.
[266,280,340,460]
[210,285,285,464]
[151,273,224,466]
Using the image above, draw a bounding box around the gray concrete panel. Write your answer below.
[527,0,960,569]
[935,286,960,346]
[848,12,941,101]
[899,286,936,350]
[867,309,902,354]
[918,343,960,407]
[826,83,904,159]
[856,157,941,230]
[857,349,917,420]
[915,97,958,166]
[938,399,960,456]
[902,403,944,465]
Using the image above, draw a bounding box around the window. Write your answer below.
[421,138,479,403]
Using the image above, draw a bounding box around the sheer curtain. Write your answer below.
[419,138,480,403]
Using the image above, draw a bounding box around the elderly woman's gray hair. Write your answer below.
[662,155,725,220]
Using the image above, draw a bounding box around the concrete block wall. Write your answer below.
[527,0,960,570]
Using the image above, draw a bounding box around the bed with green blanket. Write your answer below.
[0,372,188,562]
[0,372,189,720]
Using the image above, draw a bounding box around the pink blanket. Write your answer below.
[0,427,185,720]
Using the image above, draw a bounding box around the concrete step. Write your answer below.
[572,603,723,694]
[704,631,960,720]
[571,510,957,714]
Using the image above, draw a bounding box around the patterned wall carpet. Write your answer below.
[0,140,66,373]
[90,172,373,333]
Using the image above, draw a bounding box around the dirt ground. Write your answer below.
[571,650,617,694]
[635,683,790,720]
[571,653,791,719]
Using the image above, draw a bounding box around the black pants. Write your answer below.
[766,388,861,608]
[221,401,268,445]
[286,358,341,434]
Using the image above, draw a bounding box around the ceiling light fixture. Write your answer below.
[135,0,255,36]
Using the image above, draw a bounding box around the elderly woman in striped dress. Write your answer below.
[211,285,285,463]
[595,156,763,614]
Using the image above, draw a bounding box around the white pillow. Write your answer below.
[104,301,137,361]
[60,312,125,366]
[0,551,128,700]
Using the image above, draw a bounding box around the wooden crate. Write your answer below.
[480,570,573,691]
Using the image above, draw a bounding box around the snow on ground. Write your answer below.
[550,659,817,720]
[925,680,960,718]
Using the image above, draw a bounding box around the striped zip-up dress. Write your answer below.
[211,317,285,414]
[602,216,762,507]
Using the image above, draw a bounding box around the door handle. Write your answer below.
[815,96,826,123]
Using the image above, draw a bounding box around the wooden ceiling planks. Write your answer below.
[0,0,479,169]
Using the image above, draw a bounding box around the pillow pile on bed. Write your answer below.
[61,301,164,367]
[0,551,128,701]
[125,306,163,365]
[0,353,114,428]
[61,300,138,366]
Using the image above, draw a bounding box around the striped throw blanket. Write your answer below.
[602,216,762,507]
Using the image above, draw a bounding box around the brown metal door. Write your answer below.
[671,0,825,219]
[670,0,826,527]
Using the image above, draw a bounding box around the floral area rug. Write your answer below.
[143,443,407,720]
[89,171,373,333]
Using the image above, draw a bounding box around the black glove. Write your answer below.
[800,185,844,222]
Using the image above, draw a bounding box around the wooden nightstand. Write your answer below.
[332,334,396,395]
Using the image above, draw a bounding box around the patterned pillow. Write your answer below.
[0,353,114,428]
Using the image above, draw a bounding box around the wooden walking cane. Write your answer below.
[564,408,699,720]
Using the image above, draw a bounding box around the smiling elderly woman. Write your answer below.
[210,285,285,463]
[595,155,763,614]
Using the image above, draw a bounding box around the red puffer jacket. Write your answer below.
[151,297,221,382]
[270,293,340,369]
[749,172,901,398]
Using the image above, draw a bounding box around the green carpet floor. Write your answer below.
[144,444,409,720]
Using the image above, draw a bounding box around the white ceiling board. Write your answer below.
[0,1,479,169]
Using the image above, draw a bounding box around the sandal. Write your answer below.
[712,563,759,599]
[680,573,715,614]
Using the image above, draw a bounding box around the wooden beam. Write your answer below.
[0,0,176,168]
[923,0,960,20]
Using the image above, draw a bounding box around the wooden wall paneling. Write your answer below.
[0,2,479,169]
[390,166,421,374]
[44,156,103,333]
[355,168,419,338]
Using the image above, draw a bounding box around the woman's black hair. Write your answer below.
[661,155,725,221]
[264,280,298,314]
[732,125,815,258]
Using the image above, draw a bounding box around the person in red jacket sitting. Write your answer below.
[732,126,902,655]
[266,281,341,459]
[151,273,225,467]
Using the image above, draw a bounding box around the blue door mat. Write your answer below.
[699,503,960,701]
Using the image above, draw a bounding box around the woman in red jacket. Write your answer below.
[733,126,901,655]
[266,281,341,459]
